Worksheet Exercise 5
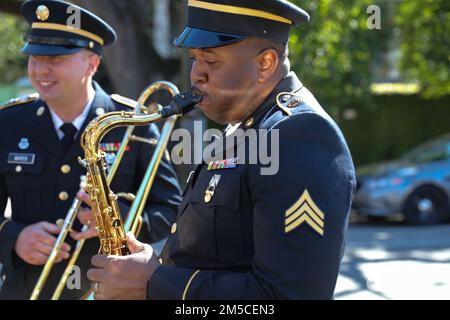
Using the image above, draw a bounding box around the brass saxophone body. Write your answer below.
[80,90,200,255]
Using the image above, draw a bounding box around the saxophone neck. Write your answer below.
[81,111,162,160]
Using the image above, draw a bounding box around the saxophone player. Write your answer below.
[0,0,182,300]
[87,0,356,300]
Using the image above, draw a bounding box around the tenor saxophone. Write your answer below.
[79,91,200,256]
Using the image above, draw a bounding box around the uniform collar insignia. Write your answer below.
[241,72,304,128]
[276,92,303,115]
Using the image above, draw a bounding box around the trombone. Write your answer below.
[30,81,181,300]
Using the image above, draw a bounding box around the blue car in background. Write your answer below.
[353,133,450,225]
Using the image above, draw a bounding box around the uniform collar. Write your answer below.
[25,81,115,160]
[62,81,116,161]
[210,72,304,163]
[242,71,303,129]
[90,81,115,115]
[48,95,94,140]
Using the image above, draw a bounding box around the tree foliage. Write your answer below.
[0,0,448,103]
[0,12,28,83]
[288,0,391,116]
[396,0,450,99]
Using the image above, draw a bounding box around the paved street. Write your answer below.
[3,201,450,300]
[335,214,450,300]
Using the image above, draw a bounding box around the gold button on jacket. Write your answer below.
[61,164,71,174]
[58,191,69,201]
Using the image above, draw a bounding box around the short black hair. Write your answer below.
[246,37,288,59]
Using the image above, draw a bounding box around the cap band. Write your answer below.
[188,0,292,24]
[31,22,104,45]
[26,35,92,47]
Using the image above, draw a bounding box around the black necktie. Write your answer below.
[60,123,77,153]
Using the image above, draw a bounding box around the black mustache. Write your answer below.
[191,86,207,97]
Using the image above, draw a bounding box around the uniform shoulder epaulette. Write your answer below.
[111,94,137,109]
[0,93,39,111]
[276,92,303,116]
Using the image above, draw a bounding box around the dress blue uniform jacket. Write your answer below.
[0,82,182,299]
[147,72,356,300]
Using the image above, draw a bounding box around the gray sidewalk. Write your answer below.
[335,219,450,300]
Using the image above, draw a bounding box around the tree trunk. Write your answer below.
[0,0,22,15]
[74,0,186,98]
[0,0,188,97]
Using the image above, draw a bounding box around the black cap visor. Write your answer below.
[21,43,82,56]
[174,26,247,49]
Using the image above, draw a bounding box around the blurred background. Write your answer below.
[0,0,449,299]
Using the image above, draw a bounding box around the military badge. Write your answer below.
[99,142,130,153]
[18,138,30,150]
[207,158,238,171]
[276,92,303,116]
[285,189,325,236]
[204,174,221,203]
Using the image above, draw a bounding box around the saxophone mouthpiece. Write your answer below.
[160,92,202,118]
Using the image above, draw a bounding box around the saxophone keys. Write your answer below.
[112,219,122,228]
[103,207,113,217]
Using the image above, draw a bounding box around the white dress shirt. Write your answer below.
[48,97,94,140]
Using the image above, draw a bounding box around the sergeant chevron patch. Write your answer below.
[285,189,325,236]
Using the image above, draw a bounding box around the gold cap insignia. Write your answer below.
[36,5,50,21]
[285,189,325,236]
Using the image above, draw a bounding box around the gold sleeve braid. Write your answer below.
[0,219,12,233]
[182,270,201,300]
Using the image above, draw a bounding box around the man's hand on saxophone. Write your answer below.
[87,232,161,300]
